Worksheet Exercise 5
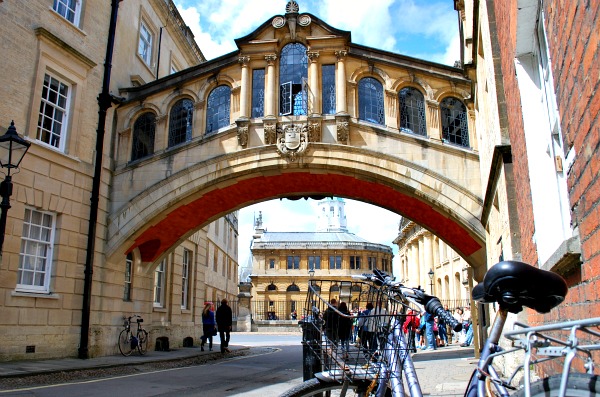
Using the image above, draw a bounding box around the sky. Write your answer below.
[174,0,461,277]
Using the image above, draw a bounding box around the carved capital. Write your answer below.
[335,50,348,60]
[265,54,278,65]
[307,116,322,142]
[238,56,250,66]
[155,114,168,124]
[307,51,320,63]
[194,100,205,110]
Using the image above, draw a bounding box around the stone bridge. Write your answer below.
[107,6,486,279]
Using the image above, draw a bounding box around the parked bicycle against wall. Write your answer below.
[118,314,149,356]
[282,261,600,397]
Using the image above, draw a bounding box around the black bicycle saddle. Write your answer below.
[472,260,568,314]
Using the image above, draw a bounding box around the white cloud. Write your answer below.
[176,0,459,64]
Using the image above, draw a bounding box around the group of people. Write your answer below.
[200,299,233,354]
[403,305,474,351]
[322,299,389,358]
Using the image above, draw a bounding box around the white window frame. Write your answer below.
[37,72,71,152]
[153,259,166,307]
[17,208,56,294]
[52,0,82,26]
[181,249,191,309]
[138,20,154,67]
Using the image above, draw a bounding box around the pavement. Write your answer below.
[0,337,477,396]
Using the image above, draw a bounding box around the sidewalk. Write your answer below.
[0,341,477,396]
[0,345,245,378]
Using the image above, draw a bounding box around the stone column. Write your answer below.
[236,282,253,332]
[264,54,277,117]
[423,232,433,294]
[426,99,442,141]
[238,56,250,118]
[335,50,347,114]
[307,51,320,115]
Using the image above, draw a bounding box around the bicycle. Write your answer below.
[282,260,600,397]
[118,314,149,356]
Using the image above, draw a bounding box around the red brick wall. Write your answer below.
[544,0,600,320]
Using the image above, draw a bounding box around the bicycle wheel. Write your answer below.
[513,373,600,396]
[279,378,391,397]
[137,329,149,355]
[118,329,134,356]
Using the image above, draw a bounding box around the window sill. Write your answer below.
[12,291,59,299]
[540,235,582,276]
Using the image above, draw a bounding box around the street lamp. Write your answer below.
[308,267,315,279]
[427,268,434,294]
[0,121,31,253]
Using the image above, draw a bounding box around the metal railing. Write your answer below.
[251,300,306,321]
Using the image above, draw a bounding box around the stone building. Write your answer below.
[394,218,470,307]
[249,198,394,322]
[0,0,237,361]
[456,0,599,373]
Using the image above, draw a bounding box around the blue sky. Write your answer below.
[175,0,461,276]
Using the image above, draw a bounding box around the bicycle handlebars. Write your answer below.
[352,271,462,332]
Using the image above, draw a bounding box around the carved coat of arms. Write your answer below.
[276,124,309,161]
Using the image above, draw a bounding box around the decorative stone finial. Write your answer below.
[286,1,299,14]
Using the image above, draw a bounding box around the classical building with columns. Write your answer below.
[249,198,394,321]
[394,218,470,308]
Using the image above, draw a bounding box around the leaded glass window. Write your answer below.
[399,87,426,135]
[322,64,336,114]
[440,97,469,147]
[279,43,308,116]
[358,77,385,125]
[252,69,265,118]
[168,98,193,147]
[206,85,231,134]
[131,112,155,161]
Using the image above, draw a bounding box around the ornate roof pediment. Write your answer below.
[234,1,351,50]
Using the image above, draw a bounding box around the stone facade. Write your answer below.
[249,199,394,321]
[0,0,235,361]
[394,219,470,306]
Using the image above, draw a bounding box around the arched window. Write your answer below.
[287,284,300,292]
[330,284,340,292]
[168,98,193,147]
[206,85,231,134]
[279,43,308,116]
[358,77,385,125]
[131,112,156,161]
[399,87,426,135]
[440,97,469,147]
[267,283,277,291]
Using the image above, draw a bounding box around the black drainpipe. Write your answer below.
[78,0,121,360]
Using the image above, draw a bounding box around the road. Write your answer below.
[0,333,475,396]
[0,335,305,397]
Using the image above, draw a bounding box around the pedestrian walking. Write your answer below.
[323,298,340,343]
[337,302,353,355]
[200,302,216,351]
[216,299,233,353]
[358,302,376,356]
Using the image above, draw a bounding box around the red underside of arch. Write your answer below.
[132,173,481,262]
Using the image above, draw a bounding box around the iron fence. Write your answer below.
[251,300,307,321]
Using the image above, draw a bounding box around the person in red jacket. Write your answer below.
[403,309,420,353]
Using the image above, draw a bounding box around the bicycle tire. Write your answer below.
[118,329,134,356]
[279,378,392,397]
[513,373,600,396]
[137,329,149,355]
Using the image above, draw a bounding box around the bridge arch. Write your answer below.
[107,144,487,280]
